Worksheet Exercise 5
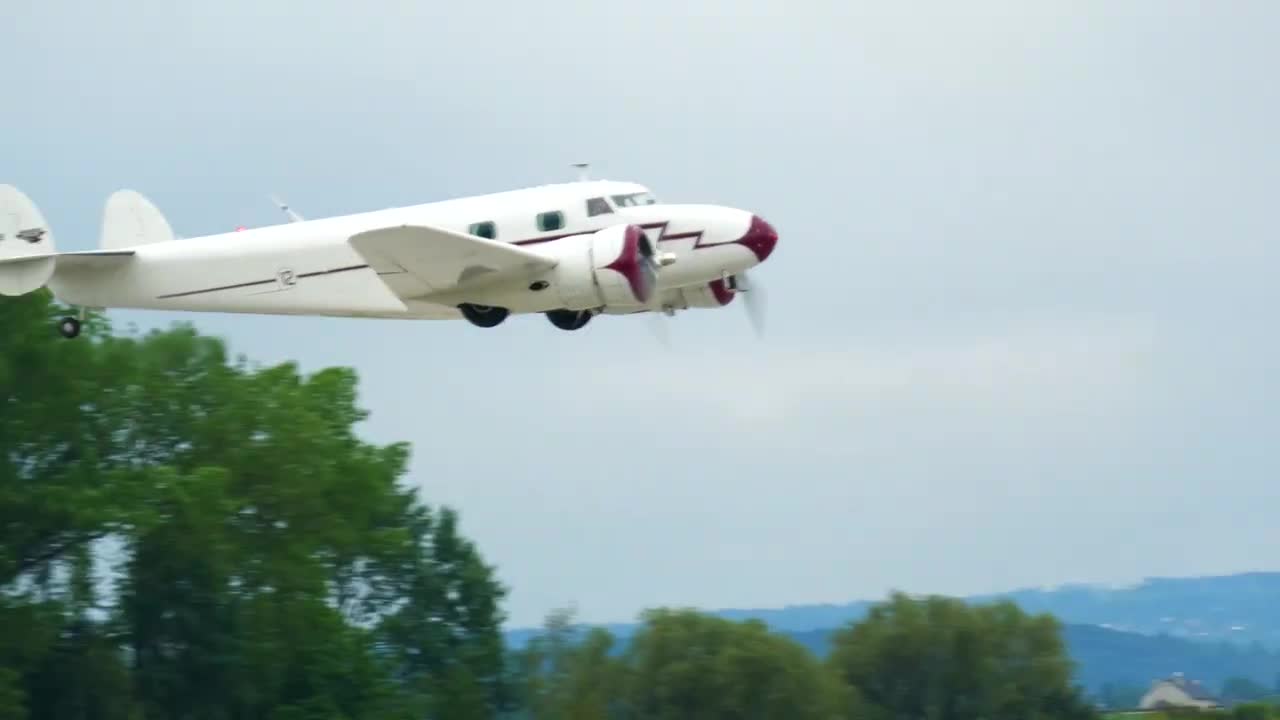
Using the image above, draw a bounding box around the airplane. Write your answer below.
[0,172,778,340]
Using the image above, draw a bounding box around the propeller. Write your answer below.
[646,310,673,349]
[642,272,767,346]
[731,271,767,337]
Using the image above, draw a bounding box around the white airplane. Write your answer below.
[0,174,778,339]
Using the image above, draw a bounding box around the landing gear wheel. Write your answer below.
[458,303,509,328]
[57,316,82,339]
[546,309,593,331]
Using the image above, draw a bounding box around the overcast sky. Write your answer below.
[7,0,1279,627]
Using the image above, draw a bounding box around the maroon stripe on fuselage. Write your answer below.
[511,221,707,248]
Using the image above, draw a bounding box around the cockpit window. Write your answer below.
[611,192,658,207]
[586,197,613,217]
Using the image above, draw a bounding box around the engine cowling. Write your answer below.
[659,277,736,310]
[540,224,659,310]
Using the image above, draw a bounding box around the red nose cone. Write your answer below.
[736,214,778,262]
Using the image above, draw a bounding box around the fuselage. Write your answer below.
[48,180,778,321]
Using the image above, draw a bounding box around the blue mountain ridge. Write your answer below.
[504,572,1280,693]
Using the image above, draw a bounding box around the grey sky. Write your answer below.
[6,0,1278,626]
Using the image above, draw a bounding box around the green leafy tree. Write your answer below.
[374,504,509,716]
[510,608,623,720]
[1,295,138,720]
[0,298,135,591]
[2,291,508,718]
[826,592,1097,720]
[619,608,851,720]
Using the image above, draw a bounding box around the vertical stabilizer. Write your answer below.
[101,189,175,249]
[0,184,57,295]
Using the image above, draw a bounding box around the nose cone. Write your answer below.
[735,214,778,262]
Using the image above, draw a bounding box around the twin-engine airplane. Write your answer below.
[0,175,778,339]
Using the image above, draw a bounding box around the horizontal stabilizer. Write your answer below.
[0,247,135,296]
[348,223,556,296]
[101,189,175,249]
[0,249,135,267]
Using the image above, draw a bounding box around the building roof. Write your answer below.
[1158,674,1219,702]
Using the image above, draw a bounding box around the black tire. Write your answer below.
[458,303,509,328]
[57,317,81,339]
[546,309,592,331]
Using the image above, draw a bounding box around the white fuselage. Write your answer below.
[48,180,776,320]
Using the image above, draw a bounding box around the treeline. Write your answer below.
[3,291,1097,719]
[1,293,508,719]
[511,596,1098,719]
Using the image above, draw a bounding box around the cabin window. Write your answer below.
[537,211,565,232]
[586,197,613,217]
[469,221,496,239]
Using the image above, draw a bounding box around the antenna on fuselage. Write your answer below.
[269,194,304,223]
[571,162,590,182]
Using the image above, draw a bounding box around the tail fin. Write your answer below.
[100,189,175,249]
[0,184,57,296]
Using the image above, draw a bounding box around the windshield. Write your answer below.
[611,191,658,207]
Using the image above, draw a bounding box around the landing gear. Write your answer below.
[57,316,82,339]
[545,309,593,331]
[457,303,509,328]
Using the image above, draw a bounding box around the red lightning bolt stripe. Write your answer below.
[512,221,705,249]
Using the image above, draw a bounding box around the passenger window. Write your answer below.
[469,221,496,239]
[586,197,613,217]
[537,211,565,232]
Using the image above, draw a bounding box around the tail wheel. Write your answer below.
[458,303,509,328]
[57,317,81,339]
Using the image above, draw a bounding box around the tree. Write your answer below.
[509,608,624,720]
[1230,703,1280,720]
[1,291,509,718]
[374,504,509,716]
[618,608,851,720]
[826,592,1098,720]
[0,298,136,591]
[0,295,139,720]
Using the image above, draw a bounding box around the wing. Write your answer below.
[347,224,556,297]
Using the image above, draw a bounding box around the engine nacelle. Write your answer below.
[660,277,736,310]
[540,224,659,310]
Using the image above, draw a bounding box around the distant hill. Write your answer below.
[504,572,1280,694]
[971,572,1280,648]
[623,572,1280,647]
[1060,623,1280,693]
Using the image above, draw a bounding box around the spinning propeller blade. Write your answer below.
[733,271,767,337]
[647,311,673,349]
